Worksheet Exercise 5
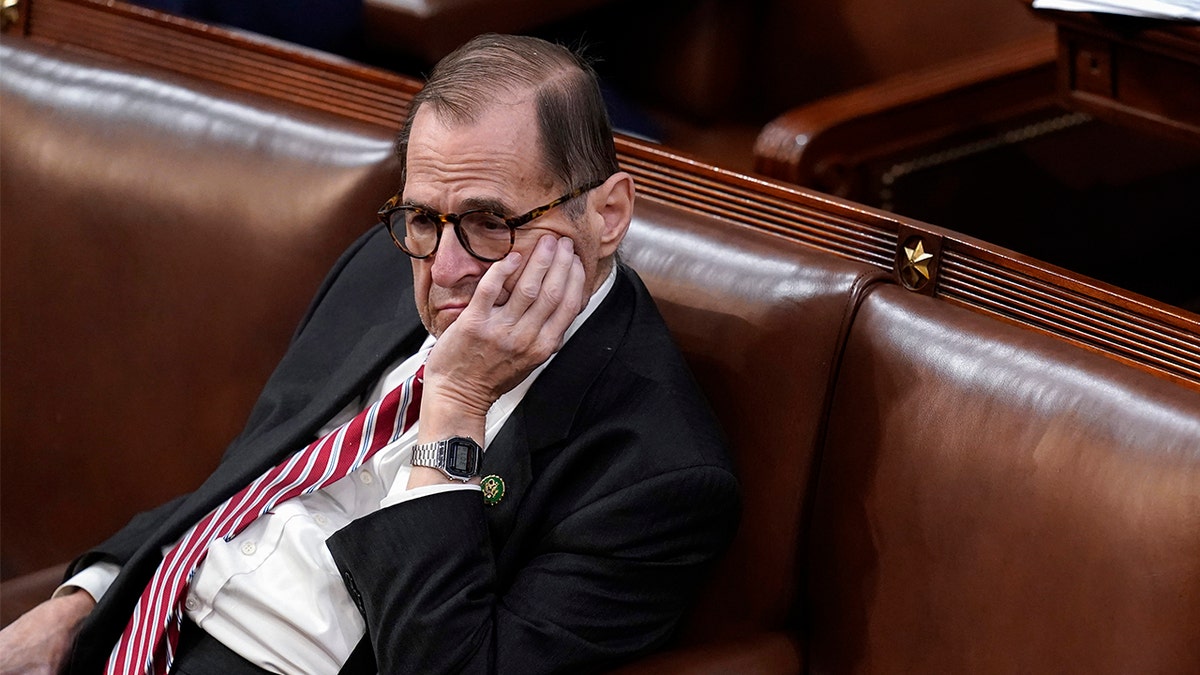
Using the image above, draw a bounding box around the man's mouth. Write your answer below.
[433,302,470,326]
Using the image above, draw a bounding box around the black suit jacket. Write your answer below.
[67,226,739,674]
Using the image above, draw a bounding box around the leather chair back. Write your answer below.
[623,197,887,644]
[809,284,1200,672]
[0,36,402,577]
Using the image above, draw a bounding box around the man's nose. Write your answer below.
[429,224,487,287]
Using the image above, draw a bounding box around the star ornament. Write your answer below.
[900,238,935,290]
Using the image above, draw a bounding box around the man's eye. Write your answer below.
[466,214,511,236]
[408,213,436,230]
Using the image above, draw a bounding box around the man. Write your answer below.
[0,34,738,674]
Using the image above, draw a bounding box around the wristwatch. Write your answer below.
[410,436,483,482]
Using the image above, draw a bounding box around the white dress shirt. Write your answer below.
[61,268,616,674]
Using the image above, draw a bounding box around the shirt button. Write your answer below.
[314,514,329,526]
[240,540,257,556]
[359,471,374,485]
[184,597,198,611]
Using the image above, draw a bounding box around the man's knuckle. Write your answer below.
[534,334,560,356]
[516,282,540,304]
[543,281,566,304]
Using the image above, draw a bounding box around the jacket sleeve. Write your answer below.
[326,463,739,675]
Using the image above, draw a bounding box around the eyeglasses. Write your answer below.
[377,179,605,263]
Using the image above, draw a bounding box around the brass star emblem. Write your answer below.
[900,238,934,290]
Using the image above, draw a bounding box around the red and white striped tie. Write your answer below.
[105,365,425,675]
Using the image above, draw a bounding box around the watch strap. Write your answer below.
[410,437,482,482]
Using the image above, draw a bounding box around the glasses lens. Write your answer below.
[394,208,438,257]
[460,212,513,262]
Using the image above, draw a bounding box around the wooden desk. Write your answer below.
[1027,1,1200,143]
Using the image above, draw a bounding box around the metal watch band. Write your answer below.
[410,440,446,469]
[410,437,481,482]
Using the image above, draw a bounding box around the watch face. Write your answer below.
[445,438,481,478]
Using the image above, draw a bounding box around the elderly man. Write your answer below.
[0,33,738,675]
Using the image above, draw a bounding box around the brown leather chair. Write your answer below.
[809,284,1200,672]
[620,199,887,670]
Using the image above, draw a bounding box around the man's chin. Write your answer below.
[425,307,463,337]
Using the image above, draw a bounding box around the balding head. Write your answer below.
[396,33,619,216]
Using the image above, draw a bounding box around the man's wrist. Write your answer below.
[417,385,488,446]
[422,374,495,421]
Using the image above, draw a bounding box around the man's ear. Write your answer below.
[592,172,635,259]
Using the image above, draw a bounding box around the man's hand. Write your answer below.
[0,590,94,675]
[409,234,586,488]
[425,234,587,416]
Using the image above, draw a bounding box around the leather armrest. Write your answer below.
[754,34,1057,193]
[0,562,69,628]
[610,630,803,675]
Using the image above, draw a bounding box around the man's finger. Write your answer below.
[504,234,562,317]
[516,236,578,325]
[536,254,587,351]
[469,250,522,314]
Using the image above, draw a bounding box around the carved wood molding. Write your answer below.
[619,137,1200,389]
[20,0,421,130]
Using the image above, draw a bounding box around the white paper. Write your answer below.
[1033,0,1200,20]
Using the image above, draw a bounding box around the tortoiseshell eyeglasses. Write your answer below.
[377,179,606,263]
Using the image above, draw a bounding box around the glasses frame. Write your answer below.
[378,178,606,263]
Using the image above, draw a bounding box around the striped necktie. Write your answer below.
[105,365,425,675]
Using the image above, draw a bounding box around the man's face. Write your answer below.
[403,99,603,337]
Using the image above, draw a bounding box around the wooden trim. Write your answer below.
[937,243,1200,385]
[15,0,1200,390]
[1058,22,1200,143]
[23,0,421,131]
[624,136,1200,389]
[619,139,897,270]
[1027,0,1200,144]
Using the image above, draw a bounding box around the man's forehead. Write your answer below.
[405,101,553,198]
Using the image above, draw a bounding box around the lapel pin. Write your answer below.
[481,474,506,506]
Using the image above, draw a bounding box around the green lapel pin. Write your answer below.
[481,474,506,506]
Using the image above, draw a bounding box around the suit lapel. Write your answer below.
[480,266,638,546]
